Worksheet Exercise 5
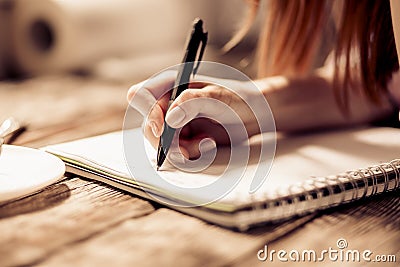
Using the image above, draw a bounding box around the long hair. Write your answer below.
[236,0,399,110]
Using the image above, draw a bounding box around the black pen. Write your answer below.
[156,18,208,170]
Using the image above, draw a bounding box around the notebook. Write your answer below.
[45,126,400,230]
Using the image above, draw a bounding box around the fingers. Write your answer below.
[143,116,159,150]
[144,121,216,163]
[167,137,189,164]
[128,71,176,139]
[127,71,177,116]
[184,136,217,158]
[145,104,164,138]
[165,87,205,128]
[128,70,177,100]
[129,72,216,155]
[127,71,226,120]
[127,72,222,117]
[165,86,232,128]
[142,92,171,147]
[145,91,171,137]
[167,135,216,163]
[128,87,157,117]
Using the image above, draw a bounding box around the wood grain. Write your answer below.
[0,178,154,267]
[0,75,143,147]
[235,190,400,267]
[37,209,316,267]
[0,75,399,267]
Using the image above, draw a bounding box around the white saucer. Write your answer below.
[0,145,65,202]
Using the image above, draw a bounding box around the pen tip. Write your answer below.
[157,166,160,171]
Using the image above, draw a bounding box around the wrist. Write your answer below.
[239,79,276,135]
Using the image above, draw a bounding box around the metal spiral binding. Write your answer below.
[377,164,390,192]
[334,173,355,202]
[242,159,400,227]
[368,165,383,195]
[302,181,317,212]
[381,163,395,191]
[389,159,400,189]
[362,167,377,197]
[314,176,336,208]
[286,184,302,217]
[349,169,369,199]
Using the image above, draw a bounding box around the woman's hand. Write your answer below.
[127,71,263,162]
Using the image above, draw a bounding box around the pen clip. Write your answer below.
[193,31,208,77]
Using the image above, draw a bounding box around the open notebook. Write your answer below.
[45,127,400,230]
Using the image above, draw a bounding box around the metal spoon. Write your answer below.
[0,118,23,157]
[0,117,21,138]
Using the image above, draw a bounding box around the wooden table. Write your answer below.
[0,74,399,267]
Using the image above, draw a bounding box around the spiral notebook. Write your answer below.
[45,126,400,230]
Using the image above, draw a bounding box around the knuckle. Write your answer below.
[127,85,139,101]
[204,86,224,101]
[158,70,177,81]
[127,81,147,100]
[180,89,199,102]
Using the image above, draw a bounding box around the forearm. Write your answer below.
[254,68,394,133]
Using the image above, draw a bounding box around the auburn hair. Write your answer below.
[231,0,399,109]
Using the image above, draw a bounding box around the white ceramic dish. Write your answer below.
[0,145,65,202]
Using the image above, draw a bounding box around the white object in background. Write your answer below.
[11,0,185,75]
[0,145,65,202]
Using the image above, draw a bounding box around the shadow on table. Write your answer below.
[245,188,399,237]
[0,182,71,219]
[311,188,400,231]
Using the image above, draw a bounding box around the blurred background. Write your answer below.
[0,0,262,146]
[0,0,262,82]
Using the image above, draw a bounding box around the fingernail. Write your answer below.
[150,121,159,137]
[169,152,185,164]
[166,106,185,128]
[200,139,217,152]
